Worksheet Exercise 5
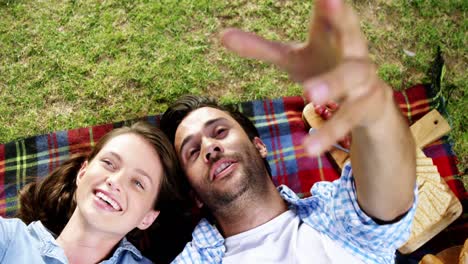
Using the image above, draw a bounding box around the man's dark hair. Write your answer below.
[160,95,272,176]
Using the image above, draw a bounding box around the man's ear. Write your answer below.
[137,210,160,230]
[76,161,88,186]
[253,137,268,158]
[190,190,204,209]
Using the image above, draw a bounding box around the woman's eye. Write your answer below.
[134,179,144,190]
[102,159,114,169]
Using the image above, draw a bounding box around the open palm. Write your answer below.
[221,0,390,155]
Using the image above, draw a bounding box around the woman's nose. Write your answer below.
[105,172,123,192]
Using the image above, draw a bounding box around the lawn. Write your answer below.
[0,0,466,181]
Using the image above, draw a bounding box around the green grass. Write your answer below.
[0,0,466,181]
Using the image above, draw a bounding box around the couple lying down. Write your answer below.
[0,1,417,263]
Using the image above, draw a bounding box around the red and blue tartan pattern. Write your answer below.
[0,84,466,244]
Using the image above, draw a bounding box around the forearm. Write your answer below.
[351,81,416,221]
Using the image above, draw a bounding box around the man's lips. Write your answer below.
[210,159,238,181]
[93,189,123,211]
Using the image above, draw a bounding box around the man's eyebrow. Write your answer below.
[179,134,193,155]
[179,117,227,154]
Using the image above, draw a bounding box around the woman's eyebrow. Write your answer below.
[108,151,122,162]
[135,169,153,184]
[107,151,153,184]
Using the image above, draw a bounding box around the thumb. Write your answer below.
[220,28,289,68]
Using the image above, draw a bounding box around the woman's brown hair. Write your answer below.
[16,121,190,236]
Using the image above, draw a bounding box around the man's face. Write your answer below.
[174,107,267,212]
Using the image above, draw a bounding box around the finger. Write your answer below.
[220,28,289,68]
[312,0,368,58]
[303,59,376,105]
[304,95,367,155]
[308,0,339,39]
[313,104,333,120]
[314,104,327,116]
[325,101,339,111]
[322,108,332,120]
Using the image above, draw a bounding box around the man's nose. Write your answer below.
[203,138,223,163]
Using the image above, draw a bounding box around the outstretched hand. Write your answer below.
[221,0,392,155]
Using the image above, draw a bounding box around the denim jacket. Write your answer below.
[0,217,152,264]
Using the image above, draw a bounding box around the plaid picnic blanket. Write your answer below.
[0,84,466,259]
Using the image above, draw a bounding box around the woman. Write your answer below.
[0,121,189,263]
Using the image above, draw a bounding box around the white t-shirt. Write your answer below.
[223,210,365,264]
[173,164,416,264]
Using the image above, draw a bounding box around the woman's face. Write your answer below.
[75,133,162,237]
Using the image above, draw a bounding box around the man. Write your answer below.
[161,0,417,263]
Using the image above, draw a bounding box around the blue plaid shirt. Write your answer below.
[172,163,417,264]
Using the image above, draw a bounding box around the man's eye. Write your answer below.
[216,128,227,137]
[189,148,199,158]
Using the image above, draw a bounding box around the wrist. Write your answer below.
[354,79,397,134]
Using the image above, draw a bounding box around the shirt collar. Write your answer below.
[28,221,143,261]
[110,237,143,260]
[277,185,301,204]
[28,221,67,261]
[191,185,300,250]
[192,218,225,249]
